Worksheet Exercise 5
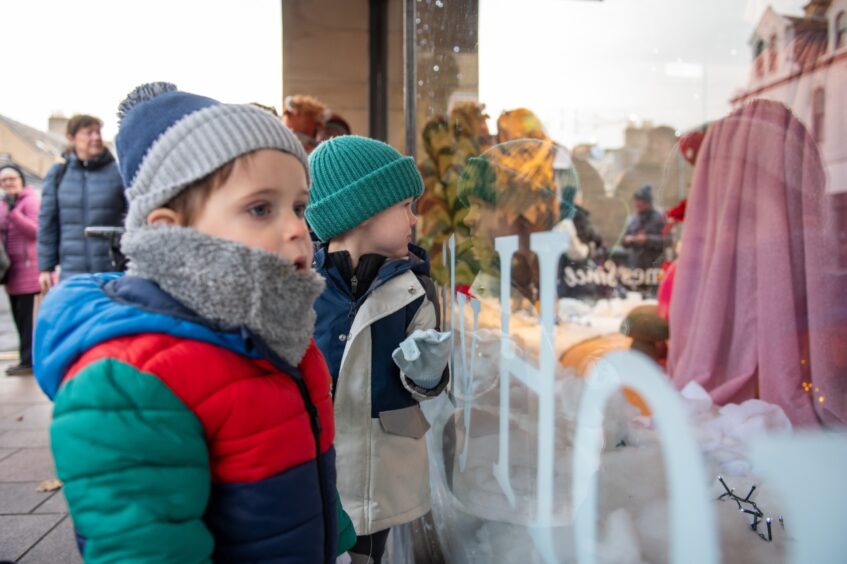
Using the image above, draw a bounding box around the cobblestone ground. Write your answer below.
[0,294,80,563]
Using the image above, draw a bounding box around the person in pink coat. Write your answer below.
[0,164,41,375]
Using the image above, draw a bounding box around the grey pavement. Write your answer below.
[0,295,80,563]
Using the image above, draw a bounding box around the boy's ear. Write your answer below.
[146,207,183,226]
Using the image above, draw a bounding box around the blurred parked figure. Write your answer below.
[555,185,607,299]
[562,147,624,250]
[669,99,846,427]
[316,113,351,142]
[0,164,41,375]
[558,180,605,257]
[621,184,667,273]
[282,94,327,153]
[36,114,126,289]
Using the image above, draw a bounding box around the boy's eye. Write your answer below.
[294,203,307,219]
[248,203,272,218]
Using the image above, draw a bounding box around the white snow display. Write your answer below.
[416,274,791,562]
[379,232,847,563]
[421,351,792,563]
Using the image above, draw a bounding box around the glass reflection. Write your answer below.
[410,1,847,562]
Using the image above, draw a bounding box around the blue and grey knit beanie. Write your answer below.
[116,82,308,229]
[305,135,423,242]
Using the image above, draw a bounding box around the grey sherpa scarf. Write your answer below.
[121,225,325,366]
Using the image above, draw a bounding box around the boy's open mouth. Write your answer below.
[294,257,308,271]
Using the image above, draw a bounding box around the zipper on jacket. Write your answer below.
[241,328,332,562]
[351,274,358,295]
[292,373,331,562]
[81,168,91,273]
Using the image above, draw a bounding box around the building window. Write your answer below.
[755,38,766,77]
[836,12,846,49]
[769,34,778,72]
[812,87,825,143]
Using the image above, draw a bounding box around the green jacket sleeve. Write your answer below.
[336,493,357,555]
[51,358,213,563]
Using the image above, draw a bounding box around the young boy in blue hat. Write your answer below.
[34,83,354,562]
[307,135,451,563]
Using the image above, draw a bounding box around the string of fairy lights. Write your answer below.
[717,476,784,542]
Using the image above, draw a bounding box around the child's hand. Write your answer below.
[392,329,451,389]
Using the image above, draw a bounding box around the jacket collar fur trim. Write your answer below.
[122,225,325,366]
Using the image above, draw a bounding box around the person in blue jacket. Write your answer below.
[306,135,451,564]
[36,114,126,289]
[35,83,353,562]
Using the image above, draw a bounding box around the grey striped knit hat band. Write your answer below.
[125,104,309,229]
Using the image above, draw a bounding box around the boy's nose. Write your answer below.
[284,218,309,241]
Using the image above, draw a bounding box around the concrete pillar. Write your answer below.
[282,0,478,154]
[282,0,405,149]
[413,0,479,143]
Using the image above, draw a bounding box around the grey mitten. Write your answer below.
[392,329,451,389]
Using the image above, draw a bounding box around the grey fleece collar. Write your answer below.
[121,225,325,366]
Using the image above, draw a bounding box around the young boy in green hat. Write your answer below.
[307,135,451,563]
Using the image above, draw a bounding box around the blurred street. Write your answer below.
[0,295,79,563]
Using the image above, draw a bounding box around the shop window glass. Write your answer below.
[408,1,847,562]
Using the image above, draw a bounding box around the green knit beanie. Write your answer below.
[306,135,424,241]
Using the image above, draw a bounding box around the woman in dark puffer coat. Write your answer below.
[36,114,126,289]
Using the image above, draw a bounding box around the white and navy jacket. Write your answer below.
[313,244,448,534]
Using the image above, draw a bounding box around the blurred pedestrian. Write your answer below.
[0,164,40,375]
[36,114,126,289]
[621,184,667,272]
[316,113,352,142]
[282,94,327,153]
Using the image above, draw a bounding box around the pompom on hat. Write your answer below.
[116,82,309,230]
[305,135,423,242]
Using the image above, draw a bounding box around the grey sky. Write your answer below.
[479,0,808,146]
[2,0,806,148]
[2,0,281,140]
